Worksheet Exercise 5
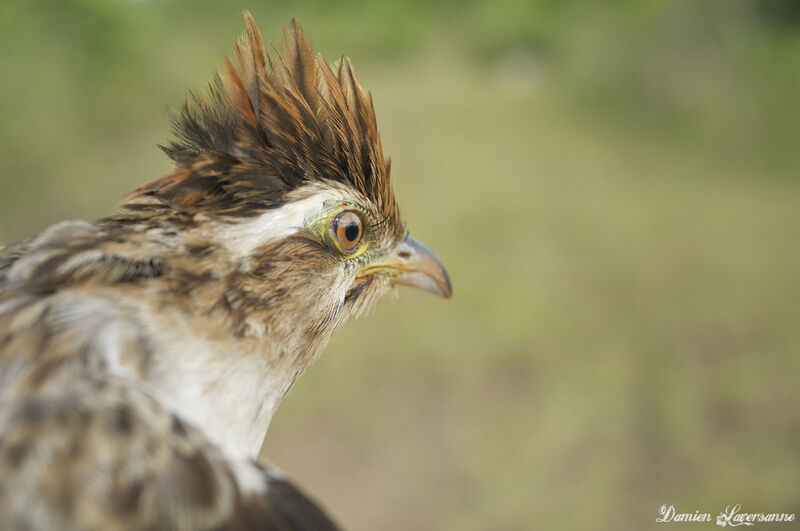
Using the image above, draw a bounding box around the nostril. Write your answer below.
[398,251,411,260]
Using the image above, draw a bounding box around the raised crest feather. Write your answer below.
[128,12,399,231]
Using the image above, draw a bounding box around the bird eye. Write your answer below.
[332,210,364,254]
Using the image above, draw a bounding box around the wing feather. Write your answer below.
[0,337,341,531]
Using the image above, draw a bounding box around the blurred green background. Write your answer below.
[1,0,799,529]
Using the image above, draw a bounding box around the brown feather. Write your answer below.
[135,12,401,237]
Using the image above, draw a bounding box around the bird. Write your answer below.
[0,12,451,531]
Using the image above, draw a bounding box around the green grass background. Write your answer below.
[1,1,799,529]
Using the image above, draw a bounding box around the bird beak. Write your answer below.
[359,235,452,299]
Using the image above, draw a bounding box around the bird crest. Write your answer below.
[125,12,399,230]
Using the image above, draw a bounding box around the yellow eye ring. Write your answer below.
[330,210,364,255]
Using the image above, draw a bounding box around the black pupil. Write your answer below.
[344,221,359,242]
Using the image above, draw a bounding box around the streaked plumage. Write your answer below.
[0,13,450,530]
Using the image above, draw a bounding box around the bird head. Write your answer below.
[119,14,450,350]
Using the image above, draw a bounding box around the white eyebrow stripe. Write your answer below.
[215,191,342,259]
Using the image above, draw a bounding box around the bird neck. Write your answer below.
[128,283,338,459]
[120,243,346,459]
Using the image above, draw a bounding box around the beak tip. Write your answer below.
[440,273,453,300]
[397,234,452,300]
